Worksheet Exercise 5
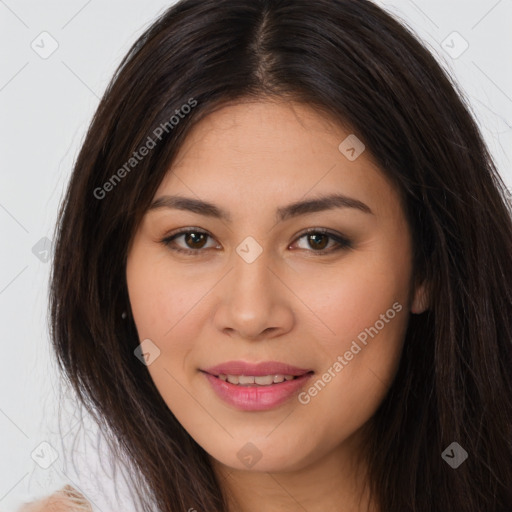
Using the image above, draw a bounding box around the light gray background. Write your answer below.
[1,1,511,511]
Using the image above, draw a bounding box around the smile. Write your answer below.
[218,374,297,386]
[200,360,314,410]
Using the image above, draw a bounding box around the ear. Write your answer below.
[411,280,429,314]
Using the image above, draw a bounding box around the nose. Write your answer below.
[212,247,295,341]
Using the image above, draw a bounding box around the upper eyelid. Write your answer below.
[164,226,344,239]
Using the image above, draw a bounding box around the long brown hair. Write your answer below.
[49,0,512,510]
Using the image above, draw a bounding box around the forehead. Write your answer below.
[153,100,400,220]
[171,100,360,167]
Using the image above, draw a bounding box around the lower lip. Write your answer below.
[201,371,314,411]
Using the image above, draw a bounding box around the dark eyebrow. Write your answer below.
[148,193,373,222]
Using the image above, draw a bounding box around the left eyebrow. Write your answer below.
[147,193,373,223]
[276,193,373,221]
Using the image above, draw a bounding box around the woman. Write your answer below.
[31,0,512,510]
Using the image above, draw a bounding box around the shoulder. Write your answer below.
[17,485,93,512]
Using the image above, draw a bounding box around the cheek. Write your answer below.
[294,238,412,349]
[126,245,224,407]
[307,248,412,455]
[293,239,411,437]
[126,244,208,341]
[126,249,208,416]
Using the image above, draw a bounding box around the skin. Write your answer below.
[125,99,428,512]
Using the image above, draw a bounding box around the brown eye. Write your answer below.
[293,229,352,254]
[306,233,330,251]
[161,229,218,255]
[182,232,208,249]
[161,228,352,256]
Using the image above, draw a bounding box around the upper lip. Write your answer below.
[202,361,313,377]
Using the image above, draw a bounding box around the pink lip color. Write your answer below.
[201,361,314,411]
[203,360,312,377]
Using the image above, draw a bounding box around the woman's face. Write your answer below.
[126,100,425,474]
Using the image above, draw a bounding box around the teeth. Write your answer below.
[217,374,297,386]
[255,375,274,385]
[238,375,254,385]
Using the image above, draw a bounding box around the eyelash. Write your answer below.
[159,227,352,256]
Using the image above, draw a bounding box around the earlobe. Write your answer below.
[411,281,429,314]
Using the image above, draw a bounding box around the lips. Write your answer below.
[200,361,314,411]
